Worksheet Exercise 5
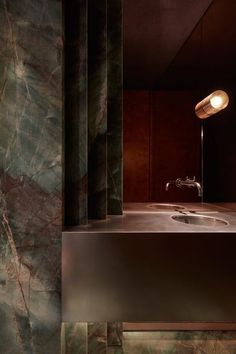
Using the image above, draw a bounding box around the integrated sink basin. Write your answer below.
[171,214,229,227]
[148,203,185,211]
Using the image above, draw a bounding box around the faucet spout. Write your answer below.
[165,176,203,197]
[194,181,203,197]
[165,181,175,191]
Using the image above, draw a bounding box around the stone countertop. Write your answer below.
[124,202,236,212]
[64,203,236,233]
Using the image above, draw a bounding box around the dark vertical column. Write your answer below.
[64,0,88,225]
[107,0,123,215]
[88,0,107,219]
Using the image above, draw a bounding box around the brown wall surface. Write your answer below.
[123,91,151,201]
[151,91,202,202]
[124,90,202,202]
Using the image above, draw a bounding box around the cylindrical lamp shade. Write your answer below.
[195,90,229,119]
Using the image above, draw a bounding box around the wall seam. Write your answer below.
[149,90,153,201]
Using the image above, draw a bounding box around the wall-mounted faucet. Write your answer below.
[165,176,203,197]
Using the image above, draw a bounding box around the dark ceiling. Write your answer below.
[124,0,236,90]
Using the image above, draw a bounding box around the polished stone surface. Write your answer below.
[123,331,236,354]
[148,203,185,211]
[107,322,123,347]
[61,322,123,354]
[64,0,88,226]
[88,0,108,219]
[66,203,236,233]
[61,324,236,353]
[88,322,107,354]
[61,323,87,354]
[0,0,62,352]
[107,0,123,215]
[64,0,123,224]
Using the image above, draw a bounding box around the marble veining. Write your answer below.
[64,0,123,225]
[123,331,236,354]
[61,322,123,354]
[0,0,62,352]
[61,323,236,354]
[61,322,87,354]
[107,322,123,347]
[107,0,123,215]
[88,0,108,220]
[64,0,88,226]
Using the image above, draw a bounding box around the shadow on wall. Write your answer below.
[203,89,236,202]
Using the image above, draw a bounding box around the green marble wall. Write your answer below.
[87,0,123,219]
[107,0,123,215]
[61,322,123,354]
[123,331,236,354]
[88,0,108,220]
[0,0,62,353]
[64,0,88,226]
[62,324,236,354]
[64,0,123,225]
[61,323,87,353]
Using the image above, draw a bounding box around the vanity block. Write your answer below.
[62,232,236,323]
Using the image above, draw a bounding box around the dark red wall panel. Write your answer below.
[124,90,202,202]
[123,91,151,201]
[151,91,202,202]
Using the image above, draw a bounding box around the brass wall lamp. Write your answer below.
[195,90,229,119]
[195,90,229,201]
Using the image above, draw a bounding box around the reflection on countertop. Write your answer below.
[64,203,236,233]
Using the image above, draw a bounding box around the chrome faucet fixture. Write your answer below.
[165,176,203,197]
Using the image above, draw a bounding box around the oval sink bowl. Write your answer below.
[171,214,228,227]
[148,203,185,211]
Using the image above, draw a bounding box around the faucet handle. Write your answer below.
[186,176,196,181]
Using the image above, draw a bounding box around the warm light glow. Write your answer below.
[210,95,223,109]
[195,90,229,119]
